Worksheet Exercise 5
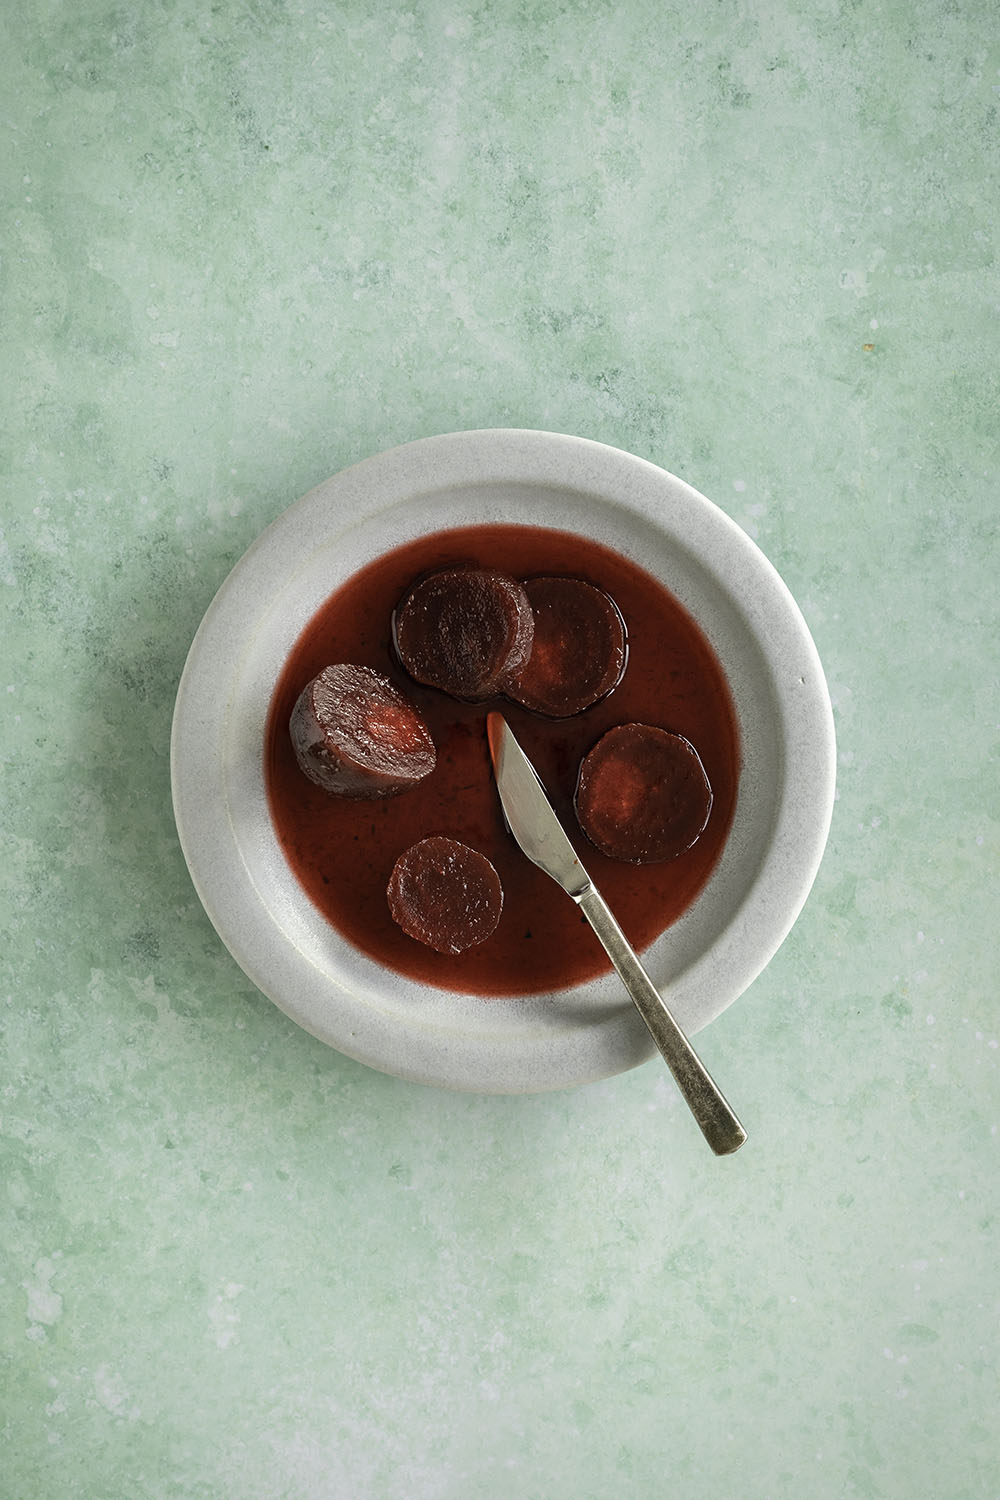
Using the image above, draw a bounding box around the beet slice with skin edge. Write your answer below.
[387,836,504,954]
[505,575,627,717]
[393,567,534,701]
[289,664,436,800]
[575,723,713,864]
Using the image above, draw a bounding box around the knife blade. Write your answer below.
[486,710,591,899]
[487,712,746,1156]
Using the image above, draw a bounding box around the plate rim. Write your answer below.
[170,428,835,1093]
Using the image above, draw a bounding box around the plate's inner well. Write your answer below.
[264,523,740,996]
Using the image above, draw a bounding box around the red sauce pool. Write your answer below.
[264,524,740,996]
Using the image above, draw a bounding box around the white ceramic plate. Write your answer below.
[171,430,835,1093]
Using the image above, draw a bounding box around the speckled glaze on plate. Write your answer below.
[170,430,835,1093]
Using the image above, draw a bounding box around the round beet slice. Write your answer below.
[505,576,627,717]
[387,836,503,954]
[289,664,436,799]
[576,724,713,864]
[393,568,534,701]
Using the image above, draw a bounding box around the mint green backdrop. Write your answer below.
[2,3,996,1497]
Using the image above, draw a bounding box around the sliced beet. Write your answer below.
[575,723,713,864]
[393,568,534,701]
[387,836,503,954]
[289,664,436,799]
[505,576,627,717]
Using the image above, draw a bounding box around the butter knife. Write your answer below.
[487,712,746,1156]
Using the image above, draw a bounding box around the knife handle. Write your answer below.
[576,885,747,1156]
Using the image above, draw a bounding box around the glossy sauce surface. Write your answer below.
[265,524,740,996]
